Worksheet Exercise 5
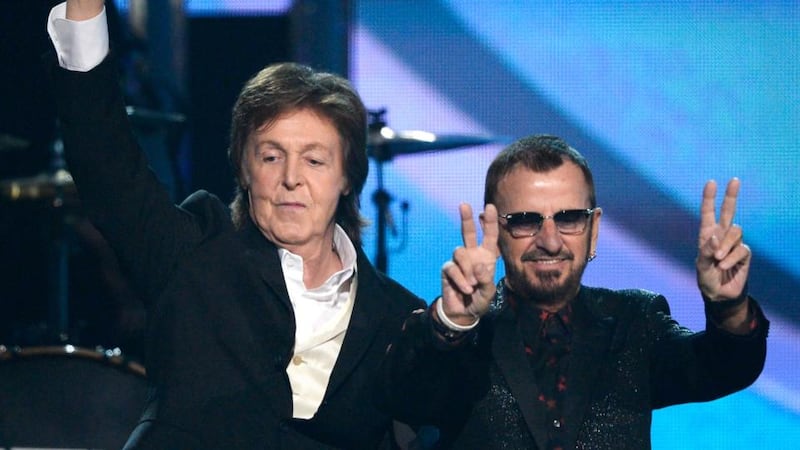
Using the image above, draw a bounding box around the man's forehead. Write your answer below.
[496,165,591,207]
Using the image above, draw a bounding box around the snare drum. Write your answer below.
[0,345,148,450]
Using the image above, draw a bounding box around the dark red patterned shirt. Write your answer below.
[511,294,573,450]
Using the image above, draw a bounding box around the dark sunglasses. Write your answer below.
[498,208,596,238]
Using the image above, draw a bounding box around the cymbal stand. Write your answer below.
[47,136,70,342]
[368,109,395,273]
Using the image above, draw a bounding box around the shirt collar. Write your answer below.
[278,224,357,301]
[331,224,357,274]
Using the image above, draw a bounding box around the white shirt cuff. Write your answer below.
[47,2,109,72]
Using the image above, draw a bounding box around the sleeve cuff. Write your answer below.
[706,295,770,339]
[47,2,109,72]
[429,298,479,345]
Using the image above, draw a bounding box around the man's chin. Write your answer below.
[505,264,580,304]
[524,272,579,304]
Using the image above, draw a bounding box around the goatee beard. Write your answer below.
[505,261,585,308]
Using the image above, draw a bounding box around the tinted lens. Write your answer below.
[553,209,589,233]
[506,212,543,236]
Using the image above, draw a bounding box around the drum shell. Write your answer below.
[0,345,147,449]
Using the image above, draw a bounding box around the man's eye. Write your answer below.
[514,215,541,226]
[557,211,584,223]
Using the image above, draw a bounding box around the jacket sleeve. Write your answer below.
[647,295,769,408]
[378,307,490,428]
[46,52,212,303]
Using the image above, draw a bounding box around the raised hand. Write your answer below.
[439,203,499,326]
[696,178,751,302]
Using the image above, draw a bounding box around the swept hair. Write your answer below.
[228,62,368,247]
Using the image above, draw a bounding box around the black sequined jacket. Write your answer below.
[381,284,769,449]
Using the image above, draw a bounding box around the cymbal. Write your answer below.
[367,126,496,162]
[0,133,30,152]
[0,169,76,202]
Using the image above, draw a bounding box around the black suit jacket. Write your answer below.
[381,286,769,449]
[50,54,425,449]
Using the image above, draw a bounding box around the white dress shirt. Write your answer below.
[280,224,357,419]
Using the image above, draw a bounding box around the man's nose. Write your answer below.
[282,158,303,188]
[533,218,563,252]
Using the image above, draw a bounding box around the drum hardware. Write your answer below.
[366,108,496,272]
[367,126,496,161]
[0,343,145,376]
[0,133,30,152]
[0,168,77,203]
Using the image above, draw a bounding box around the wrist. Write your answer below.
[430,298,479,342]
[435,298,480,330]
[705,294,753,335]
[702,284,748,313]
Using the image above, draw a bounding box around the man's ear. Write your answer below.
[241,164,251,188]
[342,179,351,197]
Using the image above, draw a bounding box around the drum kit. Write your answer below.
[0,107,495,448]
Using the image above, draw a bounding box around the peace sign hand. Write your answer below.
[696,178,752,302]
[439,203,500,326]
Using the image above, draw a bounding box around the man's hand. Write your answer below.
[66,0,105,21]
[696,178,751,302]
[439,203,499,326]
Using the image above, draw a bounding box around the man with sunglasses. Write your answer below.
[381,135,768,449]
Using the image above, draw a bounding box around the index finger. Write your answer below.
[480,203,500,257]
[460,203,478,248]
[699,179,719,232]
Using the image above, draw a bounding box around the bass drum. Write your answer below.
[0,345,148,450]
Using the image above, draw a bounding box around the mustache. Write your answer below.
[521,251,573,262]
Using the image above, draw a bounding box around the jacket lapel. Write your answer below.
[492,303,552,450]
[325,248,389,395]
[241,221,293,310]
[210,222,295,415]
